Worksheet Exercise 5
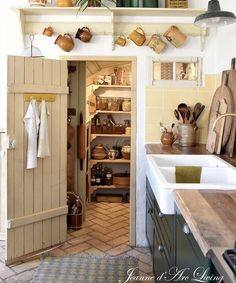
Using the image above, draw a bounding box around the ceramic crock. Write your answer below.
[54,33,74,52]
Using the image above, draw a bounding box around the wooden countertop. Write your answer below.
[145,143,236,167]
[173,190,236,282]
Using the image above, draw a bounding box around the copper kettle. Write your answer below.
[75,27,92,43]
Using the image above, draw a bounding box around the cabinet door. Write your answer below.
[175,212,212,280]
[153,226,171,282]
[146,191,154,252]
[6,56,68,265]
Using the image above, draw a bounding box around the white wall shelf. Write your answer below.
[14,6,208,51]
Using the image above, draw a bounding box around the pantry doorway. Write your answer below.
[64,56,137,248]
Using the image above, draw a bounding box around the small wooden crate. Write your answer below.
[165,0,188,8]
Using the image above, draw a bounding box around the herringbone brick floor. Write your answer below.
[0,202,154,283]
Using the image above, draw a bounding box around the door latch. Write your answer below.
[7,136,17,150]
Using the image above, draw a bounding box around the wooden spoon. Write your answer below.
[178,103,188,123]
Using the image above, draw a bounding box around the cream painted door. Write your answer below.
[6,56,68,265]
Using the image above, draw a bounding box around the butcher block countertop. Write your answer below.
[173,190,236,283]
[145,143,236,167]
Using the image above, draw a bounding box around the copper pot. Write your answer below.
[56,0,73,7]
[128,27,146,46]
[164,26,187,48]
[54,33,74,52]
[43,26,54,37]
[75,27,92,43]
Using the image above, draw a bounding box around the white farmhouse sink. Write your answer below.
[146,154,236,215]
[150,154,229,167]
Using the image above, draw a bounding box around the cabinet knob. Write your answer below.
[148,208,153,214]
[183,223,190,235]
[158,212,164,218]
[158,245,164,253]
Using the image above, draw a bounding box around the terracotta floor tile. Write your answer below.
[68,234,93,246]
[65,242,92,255]
[108,216,127,224]
[81,220,94,228]
[107,205,125,212]
[109,221,129,231]
[85,214,96,221]
[107,228,128,239]
[106,244,132,256]
[87,239,112,252]
[107,235,129,247]
[109,210,128,218]
[92,207,111,215]
[93,212,110,221]
[69,227,92,237]
[90,218,111,228]
[88,231,112,242]
[89,224,111,234]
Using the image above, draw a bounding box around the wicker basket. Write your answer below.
[165,0,188,8]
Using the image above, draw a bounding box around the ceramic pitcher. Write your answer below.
[75,27,92,42]
[128,27,146,46]
[54,33,74,52]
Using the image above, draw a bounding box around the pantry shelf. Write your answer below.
[90,185,130,190]
[90,159,130,165]
[91,133,131,142]
[96,110,131,114]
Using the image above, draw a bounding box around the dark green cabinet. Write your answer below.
[175,206,212,282]
[146,178,174,281]
[146,177,213,282]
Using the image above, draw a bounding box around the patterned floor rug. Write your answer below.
[32,255,139,283]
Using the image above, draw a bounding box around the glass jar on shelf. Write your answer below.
[122,98,131,112]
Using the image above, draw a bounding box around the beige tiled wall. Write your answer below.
[145,74,221,143]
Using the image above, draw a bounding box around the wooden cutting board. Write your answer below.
[223,59,236,157]
[206,74,234,153]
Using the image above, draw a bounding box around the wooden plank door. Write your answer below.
[6,56,68,265]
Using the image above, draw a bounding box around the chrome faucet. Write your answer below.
[212,113,236,130]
